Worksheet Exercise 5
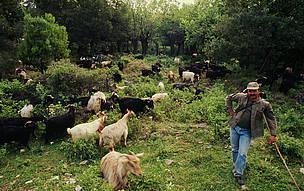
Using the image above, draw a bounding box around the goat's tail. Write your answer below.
[67,128,71,135]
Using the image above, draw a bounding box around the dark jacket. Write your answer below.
[225,93,277,138]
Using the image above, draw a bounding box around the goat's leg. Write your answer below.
[122,131,128,147]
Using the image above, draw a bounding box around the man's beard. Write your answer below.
[249,94,259,101]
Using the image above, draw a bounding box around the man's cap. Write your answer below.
[247,81,260,90]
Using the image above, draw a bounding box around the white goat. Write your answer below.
[101,60,112,67]
[98,110,135,151]
[87,91,106,113]
[20,104,34,118]
[151,93,168,102]
[158,82,165,92]
[67,112,107,142]
[174,57,181,65]
[182,71,195,83]
[100,151,143,191]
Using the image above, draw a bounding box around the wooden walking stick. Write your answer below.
[264,115,302,191]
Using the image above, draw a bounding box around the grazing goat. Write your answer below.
[182,71,196,83]
[100,151,143,191]
[45,106,76,143]
[111,93,154,114]
[20,104,34,118]
[174,57,181,65]
[101,60,113,68]
[151,64,161,74]
[141,69,155,77]
[158,82,165,92]
[67,112,107,142]
[117,61,124,71]
[98,110,135,151]
[151,93,168,102]
[167,71,175,81]
[172,83,191,90]
[87,91,106,114]
[0,121,37,149]
[113,73,122,83]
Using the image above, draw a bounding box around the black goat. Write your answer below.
[142,69,155,77]
[111,93,154,114]
[44,106,76,143]
[117,61,124,71]
[0,121,37,149]
[173,83,191,90]
[151,64,161,74]
[113,72,122,83]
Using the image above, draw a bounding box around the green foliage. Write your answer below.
[0,146,7,164]
[0,79,26,98]
[0,0,24,77]
[123,79,159,97]
[128,175,165,191]
[0,80,29,118]
[276,135,304,160]
[76,164,113,191]
[45,61,108,96]
[18,13,70,72]
[277,108,304,138]
[60,139,102,161]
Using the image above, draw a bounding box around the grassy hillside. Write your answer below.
[0,55,303,191]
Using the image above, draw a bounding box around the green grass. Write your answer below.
[1,121,303,190]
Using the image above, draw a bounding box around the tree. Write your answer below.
[18,13,70,73]
[0,0,24,77]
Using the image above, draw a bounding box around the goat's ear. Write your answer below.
[136,153,144,157]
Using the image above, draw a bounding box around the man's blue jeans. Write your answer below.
[230,125,251,177]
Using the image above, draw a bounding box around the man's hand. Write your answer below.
[268,135,277,145]
[228,109,236,116]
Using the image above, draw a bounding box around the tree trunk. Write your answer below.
[131,39,138,53]
[154,41,159,55]
[141,38,148,55]
[170,43,175,56]
[116,41,121,53]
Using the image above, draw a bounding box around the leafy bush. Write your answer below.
[60,139,102,161]
[123,79,158,98]
[277,108,304,138]
[0,79,26,99]
[0,98,27,118]
[45,61,109,96]
[276,135,304,160]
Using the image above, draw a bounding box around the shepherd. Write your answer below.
[225,81,277,188]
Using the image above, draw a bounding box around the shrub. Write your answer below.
[0,98,27,118]
[45,61,109,96]
[123,79,158,98]
[0,79,26,99]
[60,139,103,161]
[277,135,304,160]
[277,108,304,138]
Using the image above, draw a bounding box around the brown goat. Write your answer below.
[167,70,175,81]
[100,151,144,191]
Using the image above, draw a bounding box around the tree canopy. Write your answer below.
[18,13,70,73]
[0,0,304,75]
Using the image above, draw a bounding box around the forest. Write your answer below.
[0,0,303,191]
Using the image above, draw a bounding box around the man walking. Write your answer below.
[225,81,277,187]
